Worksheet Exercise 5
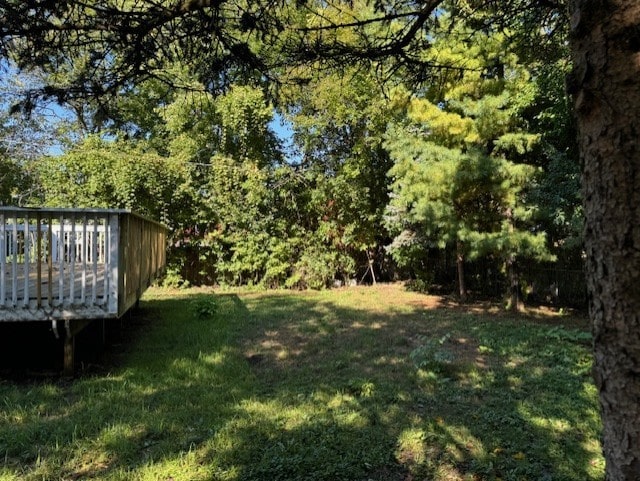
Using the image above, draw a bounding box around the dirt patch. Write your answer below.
[407,292,589,329]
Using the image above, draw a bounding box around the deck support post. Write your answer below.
[63,326,75,378]
[61,319,91,377]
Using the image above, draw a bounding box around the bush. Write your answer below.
[410,334,453,370]
[190,296,218,319]
[161,266,191,289]
[405,278,432,294]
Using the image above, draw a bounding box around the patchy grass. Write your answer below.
[0,284,602,480]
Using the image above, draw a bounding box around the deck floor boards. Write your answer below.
[0,263,107,307]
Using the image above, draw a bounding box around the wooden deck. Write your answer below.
[0,207,168,375]
[0,207,167,322]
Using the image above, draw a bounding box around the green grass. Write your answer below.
[0,284,603,480]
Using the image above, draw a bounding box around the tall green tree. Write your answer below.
[0,155,27,206]
[527,60,583,266]
[283,68,396,283]
[168,84,292,286]
[385,20,551,305]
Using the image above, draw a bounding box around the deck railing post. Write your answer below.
[70,214,76,304]
[36,212,42,308]
[81,215,87,305]
[0,213,5,307]
[108,213,120,316]
[58,215,65,306]
[23,213,29,308]
[120,213,129,316]
[92,215,98,306]
[11,213,18,307]
[47,216,53,307]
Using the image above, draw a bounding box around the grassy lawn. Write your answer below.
[0,284,603,480]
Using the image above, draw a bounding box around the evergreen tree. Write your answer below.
[385,18,551,305]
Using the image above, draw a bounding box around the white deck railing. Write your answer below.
[0,207,167,321]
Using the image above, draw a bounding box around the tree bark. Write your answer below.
[507,255,520,313]
[456,240,467,301]
[569,1,640,479]
[506,208,520,313]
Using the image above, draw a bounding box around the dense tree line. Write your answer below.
[1,6,581,301]
[2,1,639,477]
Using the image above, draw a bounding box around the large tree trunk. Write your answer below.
[569,1,640,479]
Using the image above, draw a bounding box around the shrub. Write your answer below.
[410,334,453,370]
[190,296,218,319]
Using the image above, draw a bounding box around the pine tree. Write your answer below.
[385,17,552,305]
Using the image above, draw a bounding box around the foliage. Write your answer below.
[544,325,592,344]
[287,236,356,290]
[0,157,27,205]
[410,333,454,371]
[189,294,218,319]
[528,152,583,259]
[404,278,433,294]
[0,1,566,107]
[0,3,582,301]
[282,68,397,282]
[384,18,555,298]
[525,54,583,263]
[161,266,190,289]
[216,85,280,163]
[157,70,391,288]
[33,135,190,221]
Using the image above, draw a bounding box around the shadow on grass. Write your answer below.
[229,290,601,480]
[0,286,602,481]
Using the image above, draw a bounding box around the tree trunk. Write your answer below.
[507,255,520,313]
[456,240,467,301]
[505,208,520,313]
[569,1,640,478]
